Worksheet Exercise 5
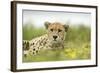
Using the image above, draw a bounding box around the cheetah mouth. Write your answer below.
[53,39,57,41]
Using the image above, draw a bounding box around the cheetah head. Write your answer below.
[45,22,69,44]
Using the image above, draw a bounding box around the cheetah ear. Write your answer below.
[63,25,69,32]
[44,21,51,29]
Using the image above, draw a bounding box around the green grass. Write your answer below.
[23,24,91,62]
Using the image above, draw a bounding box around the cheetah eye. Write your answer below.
[58,29,62,32]
[50,29,53,32]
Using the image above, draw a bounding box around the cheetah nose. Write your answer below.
[53,36,58,39]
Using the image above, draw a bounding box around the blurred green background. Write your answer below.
[23,23,91,62]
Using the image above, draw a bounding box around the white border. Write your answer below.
[16,3,96,69]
